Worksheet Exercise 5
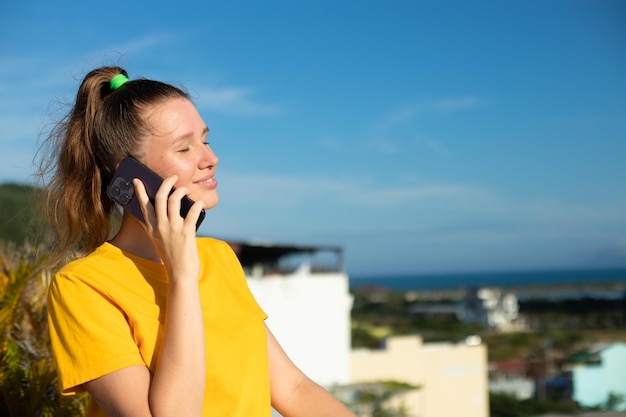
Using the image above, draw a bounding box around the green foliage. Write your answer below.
[489,392,578,417]
[351,288,484,349]
[351,323,383,349]
[0,242,88,416]
[351,287,626,363]
[521,296,626,328]
[489,392,525,417]
[0,183,46,246]
[331,380,420,417]
[604,391,625,411]
[481,332,538,362]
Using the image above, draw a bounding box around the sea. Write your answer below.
[349,267,626,299]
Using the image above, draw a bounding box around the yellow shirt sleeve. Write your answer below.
[48,270,145,394]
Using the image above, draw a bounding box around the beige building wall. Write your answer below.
[351,335,489,417]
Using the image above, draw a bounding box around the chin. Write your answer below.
[202,196,219,211]
[189,189,218,209]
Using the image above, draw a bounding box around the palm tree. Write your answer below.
[0,242,88,416]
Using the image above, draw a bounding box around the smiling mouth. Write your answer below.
[195,176,217,188]
[195,176,214,183]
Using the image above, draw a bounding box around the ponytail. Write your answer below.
[37,66,189,268]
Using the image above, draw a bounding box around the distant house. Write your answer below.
[570,342,626,410]
[458,287,521,330]
[489,359,534,400]
[409,287,522,331]
[351,335,489,417]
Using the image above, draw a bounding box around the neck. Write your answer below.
[109,213,162,263]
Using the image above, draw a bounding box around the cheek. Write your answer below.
[143,158,183,185]
[160,164,196,191]
[174,164,196,185]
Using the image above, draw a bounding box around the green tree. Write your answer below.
[332,380,420,417]
[0,183,45,246]
[0,242,88,416]
[605,391,625,411]
[489,391,579,417]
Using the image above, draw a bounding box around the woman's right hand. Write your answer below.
[133,175,205,281]
[118,175,207,416]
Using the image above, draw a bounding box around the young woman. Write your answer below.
[41,66,357,417]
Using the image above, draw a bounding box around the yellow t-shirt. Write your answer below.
[48,238,270,417]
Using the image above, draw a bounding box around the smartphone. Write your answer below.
[106,156,206,231]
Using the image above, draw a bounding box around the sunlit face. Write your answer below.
[138,98,219,210]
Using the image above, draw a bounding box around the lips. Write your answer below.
[195,176,217,189]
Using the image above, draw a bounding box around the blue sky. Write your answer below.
[1,1,625,276]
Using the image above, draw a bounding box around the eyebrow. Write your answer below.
[174,126,210,142]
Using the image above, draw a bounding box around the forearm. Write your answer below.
[149,279,206,417]
[274,376,357,417]
[267,325,357,417]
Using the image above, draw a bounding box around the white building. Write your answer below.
[459,287,520,330]
[228,241,490,417]
[228,241,354,387]
[488,360,534,400]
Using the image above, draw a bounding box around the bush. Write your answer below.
[0,242,88,416]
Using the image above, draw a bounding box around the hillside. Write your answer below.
[0,183,45,245]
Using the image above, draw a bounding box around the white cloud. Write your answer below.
[107,33,180,57]
[379,95,485,128]
[214,169,626,233]
[217,170,483,209]
[383,103,420,126]
[431,97,482,111]
[365,137,399,154]
[193,86,281,116]
[201,167,626,275]
[338,183,477,206]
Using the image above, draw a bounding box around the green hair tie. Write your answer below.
[110,74,129,90]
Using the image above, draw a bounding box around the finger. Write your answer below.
[167,186,191,222]
[183,200,205,231]
[154,175,178,223]
[133,179,156,228]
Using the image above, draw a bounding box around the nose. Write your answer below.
[202,144,219,169]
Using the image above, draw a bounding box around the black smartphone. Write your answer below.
[106,156,206,231]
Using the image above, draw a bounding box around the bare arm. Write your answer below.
[267,326,357,417]
[84,176,207,417]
